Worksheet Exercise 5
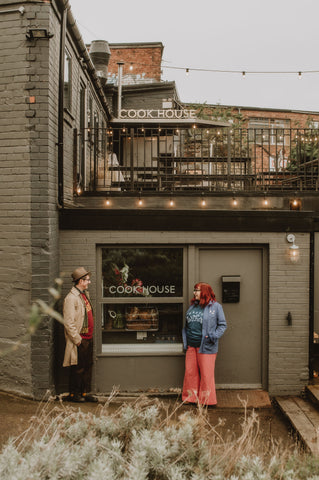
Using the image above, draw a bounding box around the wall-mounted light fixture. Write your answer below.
[26,28,54,40]
[289,197,302,210]
[105,193,111,206]
[169,197,175,207]
[137,191,143,207]
[287,233,300,263]
[75,184,82,196]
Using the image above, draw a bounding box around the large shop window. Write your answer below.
[101,247,184,353]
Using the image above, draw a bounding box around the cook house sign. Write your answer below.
[120,109,197,119]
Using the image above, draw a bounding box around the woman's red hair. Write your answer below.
[191,282,216,307]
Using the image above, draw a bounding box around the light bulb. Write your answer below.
[290,244,300,263]
[186,68,189,76]
[201,194,206,207]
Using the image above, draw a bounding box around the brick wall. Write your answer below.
[29,1,61,400]
[0,0,110,399]
[0,2,33,396]
[0,0,61,399]
[239,108,319,128]
[107,43,163,83]
[196,104,319,128]
[60,229,310,396]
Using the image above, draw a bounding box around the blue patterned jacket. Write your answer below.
[182,301,227,354]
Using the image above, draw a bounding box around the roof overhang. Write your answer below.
[110,117,230,128]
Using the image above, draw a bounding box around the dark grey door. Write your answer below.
[199,248,264,388]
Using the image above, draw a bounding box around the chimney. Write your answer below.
[89,40,111,86]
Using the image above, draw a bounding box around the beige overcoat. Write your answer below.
[63,286,87,367]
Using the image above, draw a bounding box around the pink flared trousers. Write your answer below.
[182,347,217,405]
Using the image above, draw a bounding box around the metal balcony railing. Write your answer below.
[74,127,319,194]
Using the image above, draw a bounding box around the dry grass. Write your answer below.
[0,393,317,479]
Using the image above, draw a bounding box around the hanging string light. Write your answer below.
[161,64,317,78]
[123,59,318,77]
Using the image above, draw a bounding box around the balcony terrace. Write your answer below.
[74,123,319,197]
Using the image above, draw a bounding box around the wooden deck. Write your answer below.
[276,387,319,455]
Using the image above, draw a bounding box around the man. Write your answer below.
[63,267,97,402]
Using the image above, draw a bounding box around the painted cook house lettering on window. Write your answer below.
[101,247,183,345]
[102,248,182,297]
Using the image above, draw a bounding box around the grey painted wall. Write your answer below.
[0,0,109,398]
[0,1,34,396]
[0,0,62,398]
[59,229,310,396]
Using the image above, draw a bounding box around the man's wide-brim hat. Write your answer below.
[71,267,91,282]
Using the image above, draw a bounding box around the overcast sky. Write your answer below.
[70,0,319,112]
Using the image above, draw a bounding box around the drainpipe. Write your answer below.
[227,128,232,189]
[58,3,68,208]
[309,232,315,379]
[117,61,124,118]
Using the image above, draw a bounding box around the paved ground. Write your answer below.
[0,390,299,452]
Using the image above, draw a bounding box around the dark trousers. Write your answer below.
[69,338,93,395]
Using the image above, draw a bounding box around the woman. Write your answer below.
[182,282,227,406]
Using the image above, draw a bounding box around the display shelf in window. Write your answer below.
[125,306,159,331]
[104,307,126,330]
[102,303,183,345]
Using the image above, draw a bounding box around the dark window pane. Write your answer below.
[102,247,183,297]
[102,303,183,344]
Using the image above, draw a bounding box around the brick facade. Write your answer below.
[0,0,108,399]
[0,1,33,396]
[107,43,163,84]
[0,1,318,398]
[199,104,319,128]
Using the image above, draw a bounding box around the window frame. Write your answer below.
[248,118,290,145]
[64,47,72,111]
[97,245,187,354]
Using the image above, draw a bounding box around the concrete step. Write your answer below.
[276,396,319,455]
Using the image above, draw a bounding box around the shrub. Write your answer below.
[0,396,316,479]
